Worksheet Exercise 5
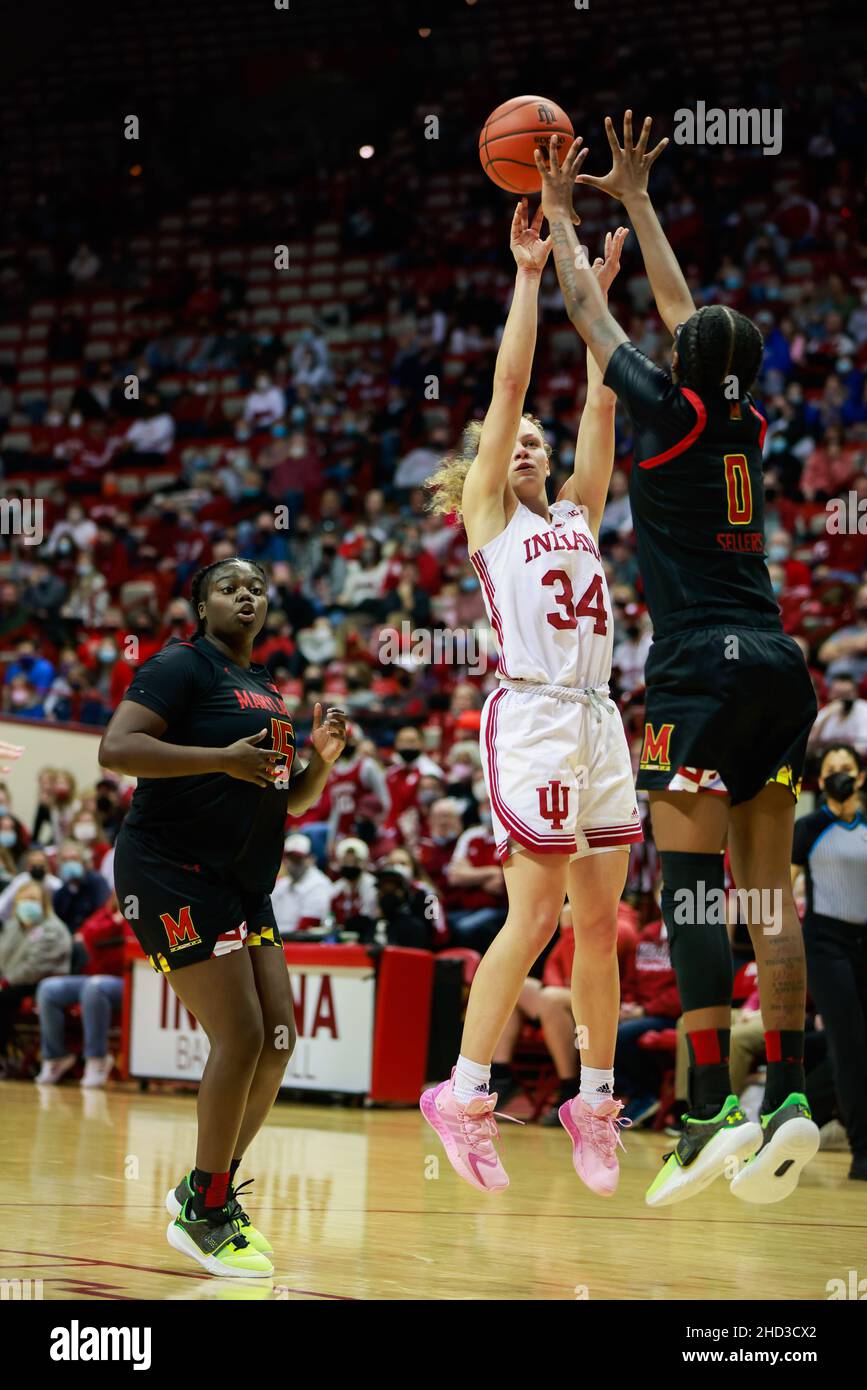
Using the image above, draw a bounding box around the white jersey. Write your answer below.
[470,499,613,687]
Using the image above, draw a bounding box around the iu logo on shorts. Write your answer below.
[640,722,675,772]
[538,780,570,831]
[160,905,202,952]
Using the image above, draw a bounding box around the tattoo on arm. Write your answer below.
[550,222,588,321]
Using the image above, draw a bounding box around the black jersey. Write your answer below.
[604,342,781,639]
[121,637,296,892]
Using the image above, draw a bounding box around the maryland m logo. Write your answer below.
[538,779,570,831]
[640,722,675,771]
[160,905,202,952]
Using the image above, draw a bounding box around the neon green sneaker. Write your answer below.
[646,1095,762,1207]
[166,1173,273,1255]
[729,1093,819,1204]
[166,1198,274,1278]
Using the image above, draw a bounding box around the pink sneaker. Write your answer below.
[558,1096,630,1196]
[420,1076,512,1192]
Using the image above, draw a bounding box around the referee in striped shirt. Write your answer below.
[792,744,867,1182]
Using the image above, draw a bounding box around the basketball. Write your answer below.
[479,95,574,193]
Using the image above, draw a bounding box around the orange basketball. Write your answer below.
[479,95,574,194]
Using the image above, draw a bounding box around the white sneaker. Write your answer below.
[81,1055,114,1088]
[35,1054,77,1085]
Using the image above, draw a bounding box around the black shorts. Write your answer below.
[114,827,283,974]
[636,625,817,807]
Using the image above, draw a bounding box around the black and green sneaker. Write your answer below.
[166,1198,274,1277]
[645,1095,762,1208]
[729,1093,819,1204]
[165,1172,273,1254]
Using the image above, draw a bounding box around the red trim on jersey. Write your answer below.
[485,689,574,859]
[471,549,511,678]
[638,387,708,469]
[749,403,768,450]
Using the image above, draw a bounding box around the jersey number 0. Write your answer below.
[541,569,608,634]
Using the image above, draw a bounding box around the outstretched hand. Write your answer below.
[510,197,552,272]
[576,111,668,203]
[591,226,630,296]
[532,134,587,228]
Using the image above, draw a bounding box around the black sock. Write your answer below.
[686,1029,731,1118]
[190,1167,229,1218]
[763,1030,805,1112]
[229,1156,242,1185]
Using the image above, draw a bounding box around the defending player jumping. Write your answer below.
[422,195,643,1197]
[100,558,347,1275]
[535,115,820,1207]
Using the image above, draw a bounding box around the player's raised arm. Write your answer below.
[558,227,628,537]
[460,198,551,524]
[577,112,695,337]
[534,136,628,374]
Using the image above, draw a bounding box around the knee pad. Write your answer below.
[660,850,733,1012]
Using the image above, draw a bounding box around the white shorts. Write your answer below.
[480,683,643,862]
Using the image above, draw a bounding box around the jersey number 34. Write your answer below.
[541,570,608,634]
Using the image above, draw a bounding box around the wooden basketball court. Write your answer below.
[1,1080,861,1301]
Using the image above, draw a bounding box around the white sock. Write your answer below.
[452,1055,491,1105]
[579,1066,615,1109]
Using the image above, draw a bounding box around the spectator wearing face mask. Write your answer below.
[808,675,867,756]
[51,841,110,934]
[384,727,442,830]
[329,838,379,932]
[68,810,110,871]
[34,892,128,1087]
[764,530,811,590]
[271,834,333,935]
[0,783,28,851]
[0,881,71,1071]
[0,851,62,924]
[792,744,867,1182]
[92,777,127,846]
[4,640,56,694]
[0,813,26,871]
[612,605,652,699]
[417,798,464,900]
[443,794,506,952]
[443,741,482,803]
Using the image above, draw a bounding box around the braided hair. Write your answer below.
[675,306,764,398]
[190,558,268,637]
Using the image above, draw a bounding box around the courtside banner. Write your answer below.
[128,958,376,1092]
